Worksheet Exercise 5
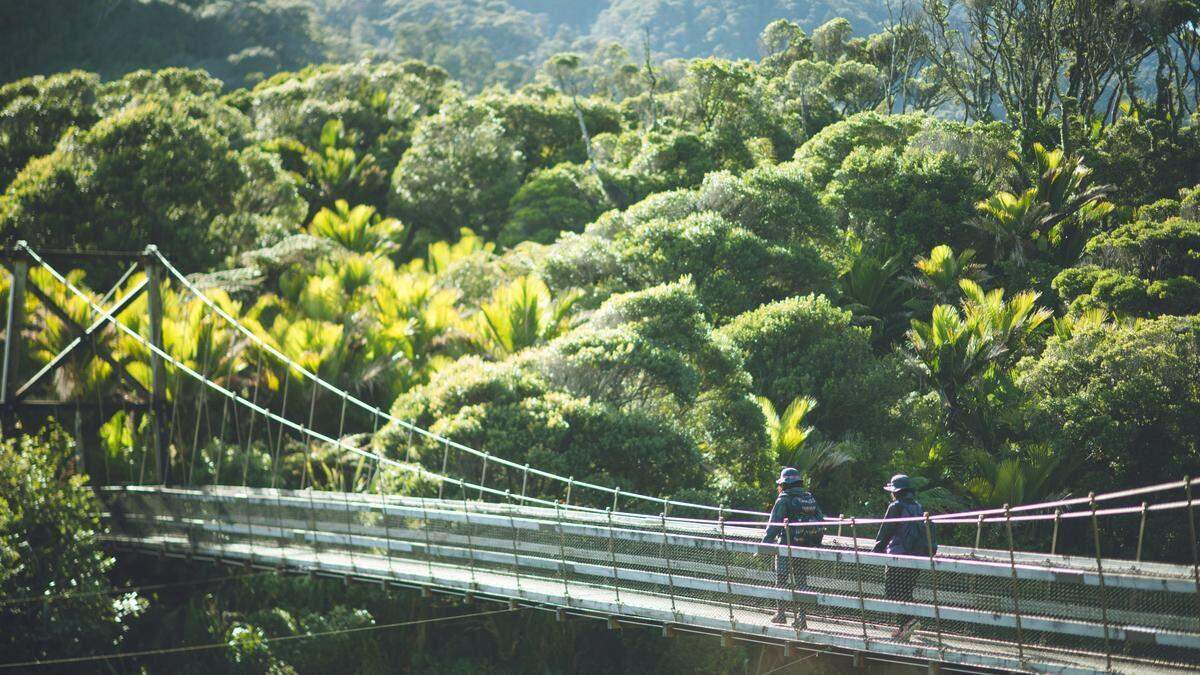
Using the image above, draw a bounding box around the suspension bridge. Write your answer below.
[4,241,1200,674]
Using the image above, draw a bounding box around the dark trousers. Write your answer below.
[884,566,918,625]
[775,555,807,615]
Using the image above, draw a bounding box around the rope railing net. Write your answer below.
[18,242,1200,671]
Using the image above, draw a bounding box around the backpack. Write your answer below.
[784,490,825,547]
[897,500,937,555]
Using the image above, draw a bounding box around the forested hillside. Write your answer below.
[2,0,1200,671]
[4,0,890,88]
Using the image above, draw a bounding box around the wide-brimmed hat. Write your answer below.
[883,474,913,492]
[776,467,802,485]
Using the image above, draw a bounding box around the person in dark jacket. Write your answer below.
[873,474,934,641]
[762,467,825,628]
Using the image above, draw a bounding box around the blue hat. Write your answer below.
[776,467,803,485]
[884,474,914,492]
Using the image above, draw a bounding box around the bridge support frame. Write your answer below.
[1,257,27,407]
[1,246,172,481]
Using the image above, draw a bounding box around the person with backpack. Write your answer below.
[873,474,936,641]
[762,467,825,627]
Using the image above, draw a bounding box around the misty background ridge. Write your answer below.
[2,0,891,88]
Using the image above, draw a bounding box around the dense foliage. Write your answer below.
[2,1,1199,669]
[0,423,140,663]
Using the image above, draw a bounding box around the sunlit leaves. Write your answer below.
[306,200,403,255]
[473,276,579,357]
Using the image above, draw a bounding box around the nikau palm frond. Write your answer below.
[473,276,580,357]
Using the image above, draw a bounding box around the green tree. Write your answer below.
[500,163,608,246]
[621,211,833,322]
[1019,315,1200,492]
[0,101,248,271]
[719,294,897,441]
[907,280,1051,448]
[1053,217,1200,317]
[391,100,523,247]
[0,423,140,663]
[0,71,100,188]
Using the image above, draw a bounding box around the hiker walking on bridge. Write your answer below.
[762,467,825,628]
[874,474,936,641]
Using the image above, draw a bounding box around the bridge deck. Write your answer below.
[107,533,1179,675]
[100,486,1200,674]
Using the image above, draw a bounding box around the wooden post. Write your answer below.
[1,256,27,405]
[146,250,169,486]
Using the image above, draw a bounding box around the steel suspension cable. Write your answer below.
[147,246,767,518]
[25,250,588,515]
[23,242,1200,530]
[0,607,520,670]
[151,244,1200,526]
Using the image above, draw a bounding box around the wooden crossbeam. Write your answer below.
[11,278,148,402]
[23,280,151,400]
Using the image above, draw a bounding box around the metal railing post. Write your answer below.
[606,508,621,607]
[565,476,574,508]
[478,452,489,500]
[1185,477,1200,631]
[555,501,570,600]
[506,490,521,592]
[460,481,477,588]
[719,515,735,628]
[612,487,621,512]
[974,514,984,552]
[146,254,169,485]
[437,440,449,499]
[1136,501,1148,563]
[924,514,943,650]
[784,518,799,630]
[659,511,677,616]
[1051,508,1062,556]
[420,492,434,579]
[1089,493,1113,670]
[520,464,529,505]
[850,517,868,642]
[1004,505,1025,665]
[1,255,27,406]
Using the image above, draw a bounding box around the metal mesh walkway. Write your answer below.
[101,485,1200,674]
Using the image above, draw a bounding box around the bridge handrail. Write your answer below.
[19,244,642,519]
[101,485,1200,590]
[21,242,1200,529]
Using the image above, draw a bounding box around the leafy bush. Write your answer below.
[0,423,140,662]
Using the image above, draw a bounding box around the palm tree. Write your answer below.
[962,444,1068,509]
[973,188,1048,266]
[1051,307,1110,341]
[838,238,910,346]
[306,200,403,255]
[907,280,1051,445]
[908,244,989,307]
[307,120,381,211]
[473,276,580,357]
[756,395,854,488]
[973,143,1114,266]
